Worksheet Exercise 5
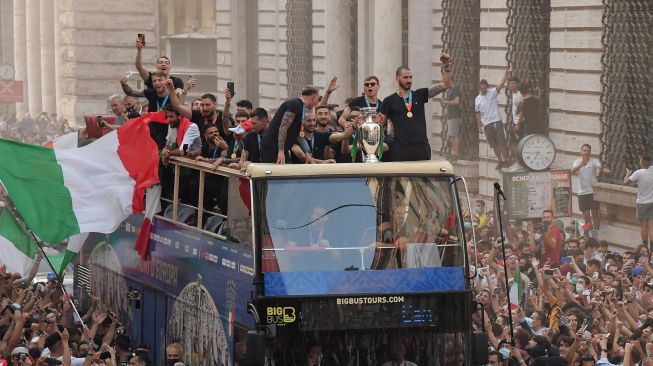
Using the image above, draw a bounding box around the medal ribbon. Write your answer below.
[307,134,314,151]
[157,94,169,111]
[404,91,413,115]
[364,97,381,110]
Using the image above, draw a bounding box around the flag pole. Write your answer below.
[28,230,88,331]
[0,185,88,331]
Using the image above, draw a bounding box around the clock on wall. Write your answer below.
[517,134,556,171]
[0,64,15,80]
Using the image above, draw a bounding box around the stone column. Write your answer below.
[1,0,14,64]
[324,0,352,104]
[25,0,42,115]
[408,0,433,90]
[230,0,248,102]
[53,0,62,116]
[372,0,402,98]
[12,0,27,116]
[40,0,56,115]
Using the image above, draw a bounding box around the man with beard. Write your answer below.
[529,210,563,265]
[160,105,201,203]
[260,86,320,164]
[315,105,333,133]
[194,124,229,212]
[381,54,453,161]
[161,106,201,161]
[302,112,357,163]
[168,85,230,144]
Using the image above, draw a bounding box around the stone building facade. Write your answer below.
[0,0,651,247]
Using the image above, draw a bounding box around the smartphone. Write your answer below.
[592,272,599,279]
[493,287,502,295]
[45,358,63,366]
[99,351,112,360]
[137,33,145,46]
[182,144,188,154]
[543,269,554,277]
[11,303,21,311]
[97,115,105,128]
[227,81,235,97]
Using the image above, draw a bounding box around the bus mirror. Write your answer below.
[244,330,266,366]
[472,332,489,365]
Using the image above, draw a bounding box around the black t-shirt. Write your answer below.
[262,98,304,151]
[200,142,226,160]
[381,88,430,146]
[145,73,184,90]
[190,109,230,144]
[142,89,170,149]
[143,89,171,112]
[243,131,263,163]
[226,139,243,158]
[348,96,382,112]
[446,86,461,119]
[305,131,332,160]
[149,122,168,150]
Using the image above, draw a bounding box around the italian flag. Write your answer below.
[0,209,40,276]
[0,209,85,276]
[0,115,161,245]
[509,268,523,306]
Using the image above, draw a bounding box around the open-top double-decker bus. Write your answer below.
[77,159,484,366]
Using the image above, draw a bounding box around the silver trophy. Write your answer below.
[358,107,382,163]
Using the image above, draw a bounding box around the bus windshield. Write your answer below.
[254,176,464,273]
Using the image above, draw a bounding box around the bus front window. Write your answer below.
[254,176,464,273]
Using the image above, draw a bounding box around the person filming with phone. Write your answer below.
[528,210,563,266]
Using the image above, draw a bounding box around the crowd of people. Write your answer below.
[467,196,653,366]
[0,113,74,145]
[0,250,188,366]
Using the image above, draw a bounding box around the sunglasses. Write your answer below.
[364,82,377,87]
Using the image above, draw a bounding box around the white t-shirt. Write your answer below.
[511,90,523,124]
[166,123,201,151]
[572,158,601,195]
[475,87,502,127]
[382,361,418,366]
[41,348,85,366]
[629,166,653,204]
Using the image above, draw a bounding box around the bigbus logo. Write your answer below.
[266,306,296,325]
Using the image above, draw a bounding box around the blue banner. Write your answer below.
[80,215,254,366]
[264,267,465,296]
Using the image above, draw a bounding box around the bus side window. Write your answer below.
[225,175,253,247]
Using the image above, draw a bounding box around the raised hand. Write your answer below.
[326,76,339,94]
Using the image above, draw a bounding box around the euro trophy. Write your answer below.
[358,107,382,163]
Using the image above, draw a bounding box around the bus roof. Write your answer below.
[246,160,455,178]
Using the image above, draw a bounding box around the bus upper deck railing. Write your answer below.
[162,157,249,237]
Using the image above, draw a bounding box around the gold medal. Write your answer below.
[300,131,305,138]
[407,111,413,118]
[231,153,237,159]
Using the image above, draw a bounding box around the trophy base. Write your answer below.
[363,154,380,163]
